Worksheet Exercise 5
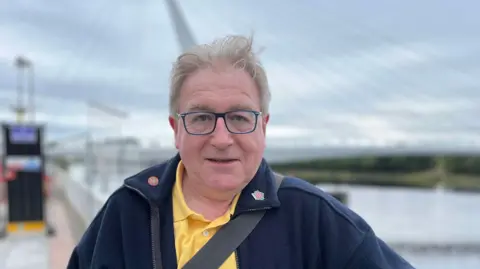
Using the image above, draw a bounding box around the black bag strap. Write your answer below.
[182,172,285,269]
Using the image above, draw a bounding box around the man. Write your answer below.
[67,35,415,268]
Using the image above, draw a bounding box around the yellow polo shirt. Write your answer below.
[172,161,240,269]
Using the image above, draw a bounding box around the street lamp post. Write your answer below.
[28,63,35,122]
[13,56,35,123]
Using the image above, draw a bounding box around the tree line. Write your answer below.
[270,155,480,175]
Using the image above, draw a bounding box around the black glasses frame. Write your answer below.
[177,110,262,135]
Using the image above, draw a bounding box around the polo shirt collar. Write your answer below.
[124,153,281,214]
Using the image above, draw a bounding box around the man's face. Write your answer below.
[169,66,269,192]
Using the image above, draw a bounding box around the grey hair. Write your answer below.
[168,34,271,116]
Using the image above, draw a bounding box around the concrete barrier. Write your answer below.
[49,165,104,243]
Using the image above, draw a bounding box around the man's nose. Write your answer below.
[210,118,233,148]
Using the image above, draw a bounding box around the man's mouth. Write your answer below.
[206,158,238,163]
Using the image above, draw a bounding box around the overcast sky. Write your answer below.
[1,0,479,148]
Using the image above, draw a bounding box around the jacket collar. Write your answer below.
[123,153,281,214]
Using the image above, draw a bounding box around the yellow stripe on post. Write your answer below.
[6,221,46,233]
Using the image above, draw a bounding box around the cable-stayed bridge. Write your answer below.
[1,1,480,269]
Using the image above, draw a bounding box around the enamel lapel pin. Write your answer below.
[251,190,265,201]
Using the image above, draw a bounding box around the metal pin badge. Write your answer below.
[251,190,265,201]
[148,176,159,186]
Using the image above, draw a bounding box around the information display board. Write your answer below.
[1,123,46,236]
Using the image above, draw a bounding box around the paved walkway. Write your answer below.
[0,197,77,269]
[0,234,49,269]
[48,197,77,269]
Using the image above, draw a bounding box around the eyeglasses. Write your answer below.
[177,110,262,135]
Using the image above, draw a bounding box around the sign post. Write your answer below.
[0,123,47,237]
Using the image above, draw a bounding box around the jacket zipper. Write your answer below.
[233,207,271,218]
[124,185,161,269]
[232,206,271,269]
[235,251,240,269]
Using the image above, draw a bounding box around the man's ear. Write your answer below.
[262,113,269,134]
[169,115,180,149]
[169,115,177,132]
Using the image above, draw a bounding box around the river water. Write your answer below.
[318,184,480,268]
[403,252,480,269]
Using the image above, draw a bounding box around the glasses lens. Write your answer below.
[225,111,256,133]
[184,112,216,134]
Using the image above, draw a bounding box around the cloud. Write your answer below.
[1,0,479,148]
[375,96,477,115]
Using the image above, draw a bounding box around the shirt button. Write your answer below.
[202,230,210,237]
